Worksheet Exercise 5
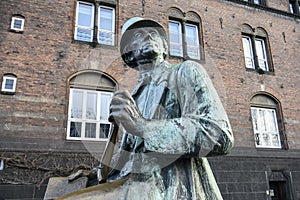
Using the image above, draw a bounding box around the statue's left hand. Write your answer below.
[109,90,146,137]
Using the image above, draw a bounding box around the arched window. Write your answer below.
[241,24,273,73]
[250,93,286,149]
[67,71,117,141]
[168,8,203,60]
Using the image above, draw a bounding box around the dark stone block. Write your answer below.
[43,177,88,199]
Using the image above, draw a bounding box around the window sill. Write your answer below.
[72,39,117,49]
[245,68,275,75]
[66,138,109,142]
[169,55,204,63]
[1,91,16,95]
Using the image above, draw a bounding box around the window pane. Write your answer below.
[169,22,181,43]
[254,0,261,4]
[99,7,113,31]
[85,123,96,138]
[100,93,112,120]
[71,90,84,118]
[255,39,268,71]
[271,134,280,147]
[98,31,113,45]
[185,24,200,59]
[98,7,114,45]
[76,28,93,42]
[289,3,294,13]
[169,21,183,57]
[13,19,23,29]
[251,107,281,148]
[86,92,98,120]
[186,25,197,45]
[78,3,93,27]
[251,108,258,131]
[242,36,255,69]
[100,124,110,138]
[5,79,14,90]
[75,3,93,42]
[70,122,82,137]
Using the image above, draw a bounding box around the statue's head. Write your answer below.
[120,17,168,69]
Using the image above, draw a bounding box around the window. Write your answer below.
[75,2,94,42]
[74,1,115,45]
[242,36,268,71]
[10,16,25,32]
[67,71,116,141]
[250,94,286,149]
[68,89,112,140]
[289,0,300,14]
[241,24,273,73]
[168,8,202,60]
[1,75,17,93]
[251,107,281,148]
[169,21,183,57]
[98,6,115,45]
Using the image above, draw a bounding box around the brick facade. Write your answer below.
[0,0,299,199]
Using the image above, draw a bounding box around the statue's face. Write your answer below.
[128,27,165,61]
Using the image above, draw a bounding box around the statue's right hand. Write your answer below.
[68,169,97,182]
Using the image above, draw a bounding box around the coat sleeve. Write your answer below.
[143,61,234,157]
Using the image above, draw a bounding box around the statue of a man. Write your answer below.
[66,17,234,200]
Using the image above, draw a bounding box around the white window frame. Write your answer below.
[74,1,95,42]
[98,6,115,45]
[10,17,25,32]
[242,36,255,69]
[67,88,113,141]
[185,23,200,60]
[242,35,269,71]
[251,107,281,148]
[169,20,183,57]
[255,38,269,71]
[1,76,17,93]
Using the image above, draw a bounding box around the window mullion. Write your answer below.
[96,91,101,139]
[251,35,260,70]
[182,20,188,59]
[92,3,99,44]
[82,90,88,139]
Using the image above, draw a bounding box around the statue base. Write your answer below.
[43,177,88,200]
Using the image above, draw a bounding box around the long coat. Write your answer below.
[105,60,234,199]
[60,60,233,200]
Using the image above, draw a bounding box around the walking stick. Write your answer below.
[98,118,119,183]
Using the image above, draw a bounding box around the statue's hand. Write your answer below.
[110,90,146,137]
[68,168,97,182]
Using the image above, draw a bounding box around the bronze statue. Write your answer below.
[62,17,234,199]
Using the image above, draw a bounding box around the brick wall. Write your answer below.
[0,0,299,199]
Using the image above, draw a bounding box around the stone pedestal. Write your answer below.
[44,177,88,200]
